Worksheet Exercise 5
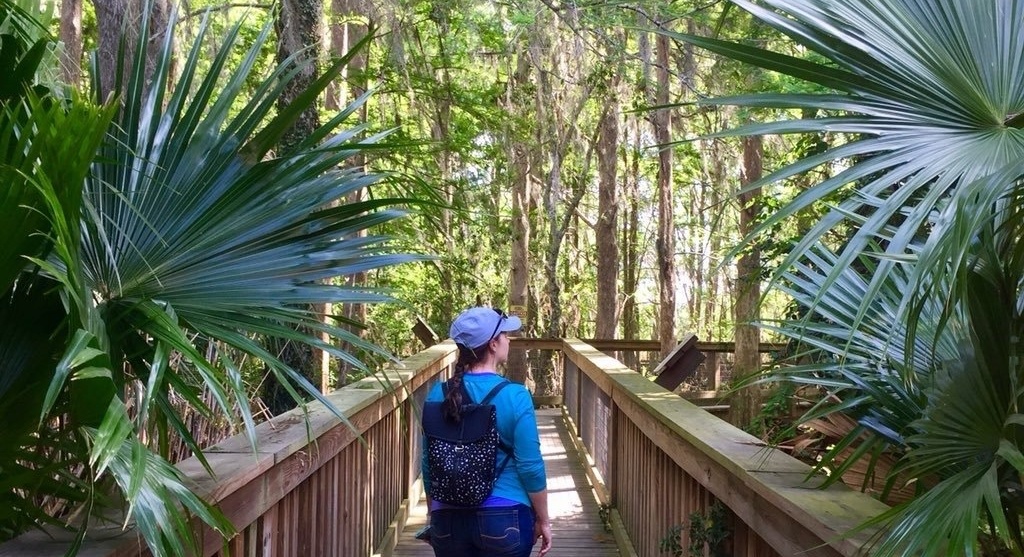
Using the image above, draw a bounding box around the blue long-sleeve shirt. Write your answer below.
[421,372,547,509]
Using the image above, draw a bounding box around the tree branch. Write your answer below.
[555,109,604,242]
[186,3,274,21]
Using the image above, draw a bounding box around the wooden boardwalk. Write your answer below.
[392,408,621,557]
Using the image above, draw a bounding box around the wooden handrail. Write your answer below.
[4,338,884,557]
[513,337,786,393]
[560,338,888,557]
[0,342,458,557]
[512,337,787,353]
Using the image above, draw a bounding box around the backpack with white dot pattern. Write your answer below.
[422,380,512,507]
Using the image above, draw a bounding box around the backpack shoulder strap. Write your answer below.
[481,381,514,457]
[480,380,511,405]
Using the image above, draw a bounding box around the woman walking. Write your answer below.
[421,306,552,557]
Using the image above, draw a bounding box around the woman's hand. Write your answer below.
[534,519,552,556]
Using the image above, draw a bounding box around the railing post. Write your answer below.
[563,350,581,427]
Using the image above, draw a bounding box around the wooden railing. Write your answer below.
[513,337,788,413]
[1,342,458,557]
[560,339,888,557]
[513,338,786,392]
[4,338,889,557]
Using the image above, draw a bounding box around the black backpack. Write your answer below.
[422,380,512,506]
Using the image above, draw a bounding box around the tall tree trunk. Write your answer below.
[326,0,367,112]
[621,115,640,370]
[543,147,564,340]
[542,125,595,344]
[326,0,368,389]
[690,178,705,326]
[729,135,763,429]
[534,31,561,344]
[92,0,170,102]
[59,0,83,85]
[705,144,725,341]
[524,92,547,392]
[536,29,595,393]
[679,22,698,336]
[595,95,619,340]
[506,40,533,386]
[433,10,456,326]
[262,0,323,412]
[276,0,323,153]
[654,32,676,359]
[508,147,531,386]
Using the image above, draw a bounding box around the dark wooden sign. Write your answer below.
[652,333,706,391]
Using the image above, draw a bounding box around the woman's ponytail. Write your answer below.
[442,344,479,421]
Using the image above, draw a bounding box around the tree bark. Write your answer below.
[543,145,564,339]
[92,0,130,100]
[620,114,641,370]
[92,0,170,102]
[276,0,323,153]
[654,32,676,360]
[59,0,83,85]
[506,39,532,386]
[262,0,323,410]
[326,0,367,112]
[534,20,592,340]
[705,142,724,342]
[542,120,596,343]
[533,22,596,393]
[729,135,763,429]
[326,0,368,389]
[595,93,619,340]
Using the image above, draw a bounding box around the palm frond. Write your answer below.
[19,7,420,555]
[665,1,1024,331]
[80,406,233,556]
[661,0,1024,552]
[759,235,1024,552]
[0,34,115,545]
[3,2,420,553]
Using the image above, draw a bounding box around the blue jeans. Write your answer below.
[429,504,535,557]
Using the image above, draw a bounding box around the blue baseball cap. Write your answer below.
[449,307,522,349]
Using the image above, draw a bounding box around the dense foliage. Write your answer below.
[13,0,1024,554]
[670,0,1024,553]
[0,2,415,554]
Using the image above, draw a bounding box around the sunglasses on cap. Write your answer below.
[488,308,508,342]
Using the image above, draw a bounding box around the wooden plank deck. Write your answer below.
[392,408,621,557]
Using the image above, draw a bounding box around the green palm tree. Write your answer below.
[665,0,1024,554]
[0,1,115,543]
[2,3,418,555]
[765,236,1024,555]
